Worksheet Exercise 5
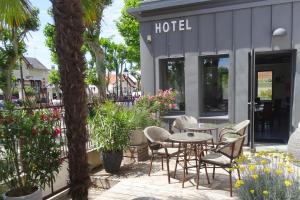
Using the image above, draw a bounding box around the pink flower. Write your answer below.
[40,114,48,122]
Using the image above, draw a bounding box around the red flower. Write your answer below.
[52,127,61,138]
[32,128,37,136]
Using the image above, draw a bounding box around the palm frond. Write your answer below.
[0,0,33,28]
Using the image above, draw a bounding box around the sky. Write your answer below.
[25,0,124,69]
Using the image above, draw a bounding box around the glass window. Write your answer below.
[257,71,272,101]
[160,58,185,111]
[202,55,229,115]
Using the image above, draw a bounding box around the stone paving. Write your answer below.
[94,159,238,200]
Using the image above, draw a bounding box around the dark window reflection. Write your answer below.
[202,55,229,115]
[160,58,185,111]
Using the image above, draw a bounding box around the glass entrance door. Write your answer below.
[249,50,294,144]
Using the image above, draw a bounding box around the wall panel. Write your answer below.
[216,11,233,52]
[272,3,292,50]
[199,14,216,54]
[252,6,272,50]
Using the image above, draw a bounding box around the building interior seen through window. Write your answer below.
[160,58,185,112]
[201,55,229,116]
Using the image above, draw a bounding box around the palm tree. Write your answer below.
[0,0,37,101]
[52,0,90,199]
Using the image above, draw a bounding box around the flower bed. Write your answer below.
[235,151,300,200]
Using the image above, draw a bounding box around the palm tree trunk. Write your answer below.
[52,0,90,199]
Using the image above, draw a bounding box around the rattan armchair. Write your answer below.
[172,115,198,132]
[198,135,247,197]
[144,126,181,183]
[218,120,250,143]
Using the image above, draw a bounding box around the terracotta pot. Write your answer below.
[4,188,42,200]
[288,122,300,163]
[129,130,148,146]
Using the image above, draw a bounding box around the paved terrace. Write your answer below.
[95,160,237,200]
[53,144,291,200]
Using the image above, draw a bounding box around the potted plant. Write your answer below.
[89,102,135,173]
[129,108,160,146]
[0,104,63,200]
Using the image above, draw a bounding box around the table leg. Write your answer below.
[174,142,181,178]
[194,144,199,189]
[182,143,187,188]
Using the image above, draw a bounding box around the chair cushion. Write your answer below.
[202,152,231,166]
[157,148,180,156]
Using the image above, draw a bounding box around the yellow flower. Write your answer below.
[252,174,258,180]
[275,169,283,175]
[284,180,292,187]
[264,168,270,174]
[250,189,255,194]
[249,164,256,171]
[287,167,294,173]
[263,190,269,196]
[239,166,245,171]
[261,159,268,165]
[235,180,244,188]
[278,162,284,167]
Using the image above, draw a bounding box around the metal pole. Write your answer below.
[250,49,256,152]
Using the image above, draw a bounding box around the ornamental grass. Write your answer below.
[235,151,300,200]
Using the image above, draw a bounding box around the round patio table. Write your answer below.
[186,123,220,146]
[186,123,219,134]
[169,132,213,188]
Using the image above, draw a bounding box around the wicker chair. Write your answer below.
[218,120,250,143]
[198,135,247,197]
[144,126,181,183]
[172,115,198,132]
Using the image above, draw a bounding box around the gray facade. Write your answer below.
[129,0,300,134]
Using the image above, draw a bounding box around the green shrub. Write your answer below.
[89,101,135,152]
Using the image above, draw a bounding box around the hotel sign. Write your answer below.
[155,19,192,34]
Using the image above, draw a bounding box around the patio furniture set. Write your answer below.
[144,116,250,197]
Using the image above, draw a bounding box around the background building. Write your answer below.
[13,57,49,101]
[129,0,300,144]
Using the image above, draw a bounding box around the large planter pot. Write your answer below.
[3,188,42,200]
[102,151,123,173]
[288,122,300,163]
[130,130,148,146]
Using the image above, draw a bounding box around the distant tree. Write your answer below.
[116,0,140,67]
[0,0,39,100]
[44,23,58,65]
[44,0,113,102]
[48,69,61,99]
[83,0,112,102]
